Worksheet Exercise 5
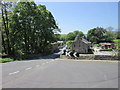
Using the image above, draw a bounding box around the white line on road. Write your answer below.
[9,71,20,75]
[42,63,45,65]
[25,67,32,70]
[36,65,40,67]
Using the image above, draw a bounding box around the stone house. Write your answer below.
[71,35,92,54]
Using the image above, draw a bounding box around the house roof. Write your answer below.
[82,38,91,44]
[75,34,91,44]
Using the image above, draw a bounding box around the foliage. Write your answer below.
[59,34,67,41]
[87,27,115,44]
[0,58,14,63]
[66,40,74,50]
[1,1,60,57]
[66,32,75,40]
[66,30,85,41]
[115,31,120,39]
[1,1,13,55]
[113,39,120,48]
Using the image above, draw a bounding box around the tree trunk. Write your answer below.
[2,34,7,54]
[1,7,11,55]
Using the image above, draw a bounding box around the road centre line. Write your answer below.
[36,65,40,67]
[25,67,32,70]
[42,63,45,65]
[9,71,20,75]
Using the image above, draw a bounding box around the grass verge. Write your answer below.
[0,58,14,63]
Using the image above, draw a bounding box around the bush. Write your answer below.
[0,58,14,63]
[66,40,74,50]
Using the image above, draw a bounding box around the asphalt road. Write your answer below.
[2,58,119,88]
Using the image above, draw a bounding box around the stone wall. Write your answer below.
[60,54,119,60]
[94,55,119,60]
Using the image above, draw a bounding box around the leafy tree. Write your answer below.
[1,1,60,57]
[116,31,120,39]
[66,30,85,41]
[0,1,13,55]
[73,30,85,38]
[87,27,108,43]
[105,26,116,42]
[66,32,75,40]
[59,34,67,41]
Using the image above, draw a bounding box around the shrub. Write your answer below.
[66,40,74,50]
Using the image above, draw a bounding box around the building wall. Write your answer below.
[72,39,89,53]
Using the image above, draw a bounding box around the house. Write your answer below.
[71,35,92,54]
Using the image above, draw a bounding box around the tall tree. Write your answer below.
[0,1,13,55]
[9,1,60,55]
[87,27,113,44]
[66,30,85,41]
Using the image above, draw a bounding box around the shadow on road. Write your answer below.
[17,52,61,61]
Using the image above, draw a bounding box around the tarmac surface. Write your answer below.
[2,58,119,88]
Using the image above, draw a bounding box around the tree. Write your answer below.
[73,30,85,38]
[87,27,109,43]
[66,30,85,41]
[59,34,67,41]
[1,1,60,57]
[66,32,75,40]
[0,1,13,55]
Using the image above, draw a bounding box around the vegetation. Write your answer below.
[1,1,119,61]
[59,30,85,50]
[0,58,14,63]
[87,27,117,44]
[66,40,75,50]
[113,39,120,47]
[66,30,85,41]
[113,39,120,52]
[59,34,67,41]
[1,1,60,59]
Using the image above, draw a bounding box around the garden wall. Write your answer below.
[60,54,119,60]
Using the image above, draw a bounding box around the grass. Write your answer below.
[0,58,14,63]
[113,39,120,47]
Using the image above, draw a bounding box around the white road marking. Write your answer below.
[9,71,20,75]
[36,65,40,67]
[46,62,49,63]
[25,67,32,70]
[42,63,45,65]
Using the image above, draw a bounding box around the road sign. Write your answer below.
[73,52,79,57]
